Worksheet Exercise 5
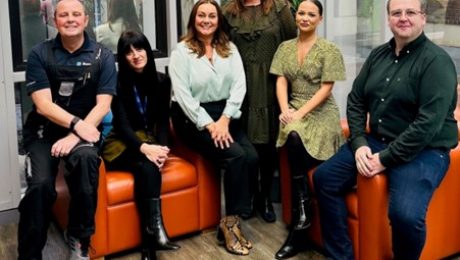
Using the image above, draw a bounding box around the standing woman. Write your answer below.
[169,0,258,256]
[222,0,297,222]
[102,31,180,260]
[270,0,346,259]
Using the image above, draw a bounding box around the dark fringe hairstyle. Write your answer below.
[116,30,159,95]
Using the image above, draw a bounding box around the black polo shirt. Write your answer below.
[25,32,117,97]
[347,33,458,167]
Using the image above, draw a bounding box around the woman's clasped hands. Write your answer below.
[140,143,170,168]
[206,116,234,149]
[279,108,303,126]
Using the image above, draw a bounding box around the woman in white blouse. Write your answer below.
[169,0,257,256]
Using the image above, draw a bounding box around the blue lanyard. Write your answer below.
[133,85,148,128]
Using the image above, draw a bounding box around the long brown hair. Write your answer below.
[223,0,274,16]
[181,0,231,58]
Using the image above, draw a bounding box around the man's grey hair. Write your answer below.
[386,0,427,13]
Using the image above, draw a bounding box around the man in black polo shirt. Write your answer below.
[313,0,458,259]
[17,0,117,259]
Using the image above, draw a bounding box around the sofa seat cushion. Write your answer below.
[106,155,197,206]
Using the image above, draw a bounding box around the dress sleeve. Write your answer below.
[270,41,287,76]
[321,43,346,82]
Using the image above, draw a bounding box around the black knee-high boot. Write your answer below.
[254,144,277,222]
[275,175,312,259]
[139,198,180,259]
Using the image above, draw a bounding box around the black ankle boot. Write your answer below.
[275,228,301,259]
[257,196,276,223]
[293,197,312,230]
[141,198,181,251]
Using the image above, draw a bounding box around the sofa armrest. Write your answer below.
[169,121,221,229]
[357,144,460,260]
[357,172,392,260]
[89,160,109,257]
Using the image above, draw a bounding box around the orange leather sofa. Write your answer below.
[280,120,460,260]
[52,130,221,258]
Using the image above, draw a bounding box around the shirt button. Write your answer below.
[381,98,385,102]
[378,119,382,123]
[395,60,398,63]
[407,50,410,54]
[382,137,386,142]
[386,78,390,82]
[397,78,400,81]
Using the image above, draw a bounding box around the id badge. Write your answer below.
[59,81,75,96]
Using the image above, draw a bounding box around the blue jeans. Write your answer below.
[313,136,450,260]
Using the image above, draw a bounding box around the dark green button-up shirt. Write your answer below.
[347,33,458,167]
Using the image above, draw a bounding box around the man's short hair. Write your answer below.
[386,0,427,14]
[54,0,87,17]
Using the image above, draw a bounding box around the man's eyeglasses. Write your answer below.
[389,9,424,18]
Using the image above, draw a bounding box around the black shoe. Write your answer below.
[258,198,276,223]
[275,229,300,259]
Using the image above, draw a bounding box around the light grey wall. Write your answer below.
[0,0,21,212]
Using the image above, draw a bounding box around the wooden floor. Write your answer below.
[0,203,326,260]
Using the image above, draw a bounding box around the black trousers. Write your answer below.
[17,139,99,260]
[172,102,258,216]
[105,149,162,200]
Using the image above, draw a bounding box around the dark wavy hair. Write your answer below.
[116,30,159,90]
[181,0,231,58]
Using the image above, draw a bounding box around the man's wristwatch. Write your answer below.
[69,116,81,131]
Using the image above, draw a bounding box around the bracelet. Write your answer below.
[69,116,81,131]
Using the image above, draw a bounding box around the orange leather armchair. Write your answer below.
[52,127,221,258]
[280,120,460,260]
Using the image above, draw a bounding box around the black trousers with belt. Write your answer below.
[17,138,99,260]
[171,101,258,216]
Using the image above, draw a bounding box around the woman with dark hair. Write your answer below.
[169,0,258,256]
[96,0,142,52]
[270,0,346,258]
[223,0,297,223]
[102,30,179,260]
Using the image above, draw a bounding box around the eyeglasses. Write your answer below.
[389,9,424,18]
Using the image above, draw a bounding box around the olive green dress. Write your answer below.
[270,38,346,160]
[223,0,297,144]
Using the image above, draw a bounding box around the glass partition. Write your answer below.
[9,0,166,71]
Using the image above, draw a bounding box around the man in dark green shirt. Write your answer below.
[313,0,458,259]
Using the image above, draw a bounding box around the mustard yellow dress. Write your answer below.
[270,37,346,160]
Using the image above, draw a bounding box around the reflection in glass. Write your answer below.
[95,0,143,53]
